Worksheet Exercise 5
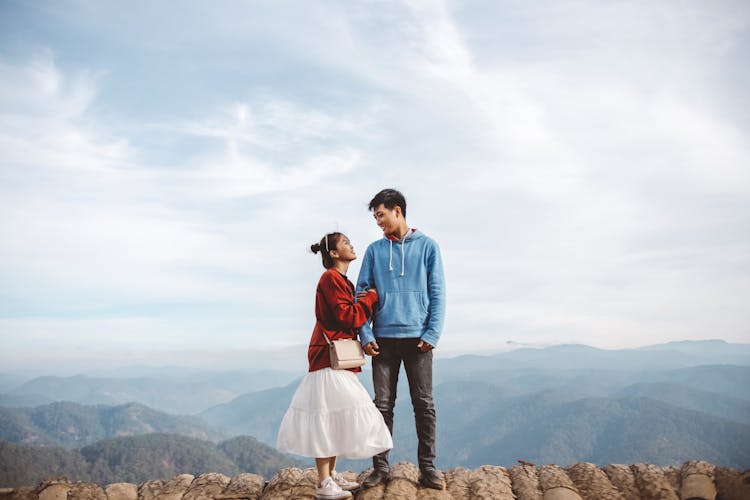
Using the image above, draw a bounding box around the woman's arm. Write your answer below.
[319,272,377,330]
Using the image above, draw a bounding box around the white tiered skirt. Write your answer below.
[276,368,393,459]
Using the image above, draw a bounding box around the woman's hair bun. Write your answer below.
[311,242,321,254]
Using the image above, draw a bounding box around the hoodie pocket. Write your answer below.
[376,291,429,328]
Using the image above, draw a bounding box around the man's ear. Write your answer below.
[394,206,403,218]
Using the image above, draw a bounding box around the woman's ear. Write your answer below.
[329,249,340,259]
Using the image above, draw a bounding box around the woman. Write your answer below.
[277,232,393,500]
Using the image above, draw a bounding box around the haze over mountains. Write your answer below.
[1,339,748,486]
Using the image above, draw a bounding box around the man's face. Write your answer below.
[372,203,401,236]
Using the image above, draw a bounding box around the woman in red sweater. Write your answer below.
[277,232,392,500]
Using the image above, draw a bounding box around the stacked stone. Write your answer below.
[0,460,747,499]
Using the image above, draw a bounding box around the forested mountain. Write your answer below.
[0,401,221,447]
[435,392,750,469]
[0,433,305,488]
[199,364,750,471]
[0,440,87,488]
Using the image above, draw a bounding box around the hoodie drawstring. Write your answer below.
[400,238,405,276]
[388,239,393,272]
[388,231,408,276]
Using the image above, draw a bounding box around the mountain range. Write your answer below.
[0,369,298,414]
[1,339,748,483]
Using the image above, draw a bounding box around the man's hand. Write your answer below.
[417,340,434,353]
[356,288,377,300]
[364,341,380,356]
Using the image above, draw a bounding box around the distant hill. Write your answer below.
[614,382,750,424]
[0,401,222,448]
[1,370,299,414]
[0,433,305,488]
[490,340,750,372]
[651,365,750,401]
[198,382,299,443]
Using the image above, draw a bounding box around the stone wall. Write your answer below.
[1,460,748,500]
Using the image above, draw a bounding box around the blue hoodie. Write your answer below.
[356,229,446,347]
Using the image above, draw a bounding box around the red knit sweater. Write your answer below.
[307,268,378,372]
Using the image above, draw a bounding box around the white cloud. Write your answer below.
[1,1,749,372]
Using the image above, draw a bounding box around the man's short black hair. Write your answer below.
[369,188,406,217]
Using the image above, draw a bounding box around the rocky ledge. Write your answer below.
[1,460,748,500]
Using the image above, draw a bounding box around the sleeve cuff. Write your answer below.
[420,332,440,348]
[359,327,375,346]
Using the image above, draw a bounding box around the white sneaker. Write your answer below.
[332,470,360,491]
[315,476,352,500]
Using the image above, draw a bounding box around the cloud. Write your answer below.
[1,1,749,373]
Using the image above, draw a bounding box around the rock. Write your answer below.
[216,473,265,500]
[104,483,137,500]
[680,460,715,500]
[383,461,419,498]
[0,488,36,500]
[509,464,543,500]
[538,465,582,500]
[714,467,750,500]
[444,467,471,500]
[263,467,316,499]
[139,474,195,500]
[356,468,385,500]
[663,466,681,496]
[36,478,71,500]
[466,465,513,500]
[68,482,107,500]
[604,464,641,500]
[183,473,231,500]
[567,462,625,500]
[631,463,680,500]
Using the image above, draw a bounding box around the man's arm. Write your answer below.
[356,245,377,347]
[420,240,445,348]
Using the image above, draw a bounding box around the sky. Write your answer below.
[1,0,749,372]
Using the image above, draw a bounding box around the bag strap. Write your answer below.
[322,331,333,346]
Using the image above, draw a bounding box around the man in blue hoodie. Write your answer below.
[357,188,446,490]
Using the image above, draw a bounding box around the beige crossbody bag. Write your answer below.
[323,333,366,370]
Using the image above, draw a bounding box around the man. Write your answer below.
[356,188,446,490]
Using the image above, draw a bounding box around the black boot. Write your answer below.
[419,467,444,490]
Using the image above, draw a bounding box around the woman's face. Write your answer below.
[333,235,357,261]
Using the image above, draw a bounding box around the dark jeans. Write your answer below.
[371,337,436,472]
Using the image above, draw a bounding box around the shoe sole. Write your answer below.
[315,493,352,500]
[419,479,445,490]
